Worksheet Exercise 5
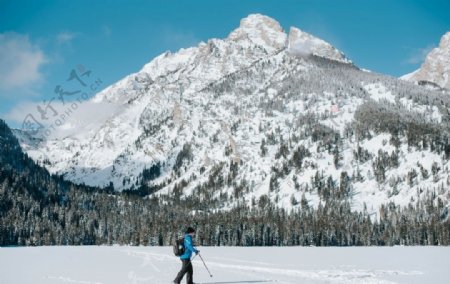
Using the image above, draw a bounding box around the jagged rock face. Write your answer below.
[13,14,450,214]
[402,32,450,89]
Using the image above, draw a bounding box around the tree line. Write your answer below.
[1,117,449,247]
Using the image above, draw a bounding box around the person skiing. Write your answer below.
[173,227,199,284]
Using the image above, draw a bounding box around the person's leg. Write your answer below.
[173,259,189,283]
[186,260,193,284]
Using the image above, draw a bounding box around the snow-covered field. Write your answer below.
[1,246,449,284]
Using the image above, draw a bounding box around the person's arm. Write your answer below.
[185,236,199,254]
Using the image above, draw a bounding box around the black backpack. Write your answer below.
[173,237,185,256]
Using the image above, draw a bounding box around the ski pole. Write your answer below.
[198,253,213,277]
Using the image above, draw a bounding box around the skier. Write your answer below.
[173,227,199,284]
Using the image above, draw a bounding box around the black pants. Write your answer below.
[174,259,193,284]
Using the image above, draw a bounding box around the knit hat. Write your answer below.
[186,227,196,234]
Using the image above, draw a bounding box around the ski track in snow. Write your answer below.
[45,276,105,284]
[119,248,422,284]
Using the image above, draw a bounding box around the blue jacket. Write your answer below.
[180,234,198,260]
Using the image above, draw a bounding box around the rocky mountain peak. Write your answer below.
[227,14,287,51]
[402,31,450,89]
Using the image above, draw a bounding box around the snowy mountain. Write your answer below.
[402,32,450,89]
[14,14,450,216]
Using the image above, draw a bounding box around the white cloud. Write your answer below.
[289,39,316,57]
[0,32,48,92]
[406,45,435,65]
[5,99,124,139]
[56,31,78,45]
[3,100,41,126]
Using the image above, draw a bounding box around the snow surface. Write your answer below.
[0,246,449,284]
[364,83,396,104]
[400,70,418,81]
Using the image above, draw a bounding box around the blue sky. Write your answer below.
[1,0,449,127]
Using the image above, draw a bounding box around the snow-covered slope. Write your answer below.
[402,32,450,89]
[14,14,450,215]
